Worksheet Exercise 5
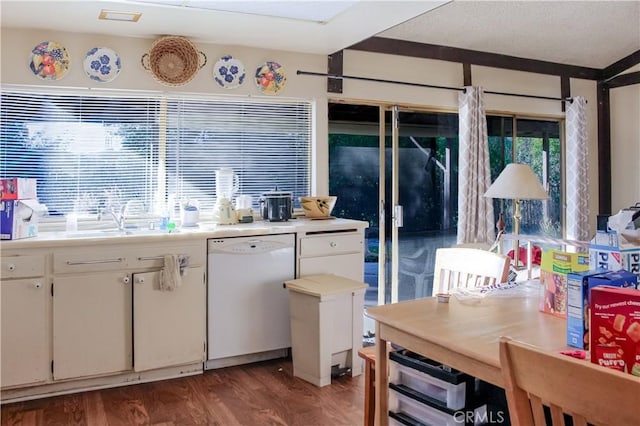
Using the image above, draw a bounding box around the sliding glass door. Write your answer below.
[329,103,459,307]
[330,103,564,313]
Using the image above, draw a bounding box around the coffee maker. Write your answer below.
[212,168,239,225]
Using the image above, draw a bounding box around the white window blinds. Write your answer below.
[165,95,312,213]
[0,87,312,217]
[0,89,159,216]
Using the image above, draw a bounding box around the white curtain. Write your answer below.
[566,96,590,241]
[457,86,495,244]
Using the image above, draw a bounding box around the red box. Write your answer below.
[0,178,37,200]
[590,286,640,376]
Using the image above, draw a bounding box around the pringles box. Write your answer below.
[590,286,640,376]
[539,249,590,318]
[589,230,640,280]
[566,269,637,349]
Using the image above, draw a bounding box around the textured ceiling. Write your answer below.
[2,1,639,69]
[379,1,640,69]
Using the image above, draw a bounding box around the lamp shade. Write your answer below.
[484,163,549,200]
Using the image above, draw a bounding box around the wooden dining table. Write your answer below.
[365,292,571,426]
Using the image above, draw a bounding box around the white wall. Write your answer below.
[3,27,638,232]
[610,81,640,213]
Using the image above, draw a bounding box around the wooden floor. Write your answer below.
[0,359,365,426]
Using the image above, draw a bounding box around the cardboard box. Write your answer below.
[0,178,37,200]
[589,230,640,280]
[539,249,590,318]
[0,199,43,240]
[566,269,637,349]
[590,286,640,376]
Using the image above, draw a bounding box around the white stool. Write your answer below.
[285,274,367,387]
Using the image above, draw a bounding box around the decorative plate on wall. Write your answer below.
[213,55,246,89]
[29,41,70,81]
[83,47,122,83]
[254,61,286,95]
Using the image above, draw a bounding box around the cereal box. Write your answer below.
[590,286,640,376]
[0,178,37,200]
[539,249,590,318]
[566,269,637,349]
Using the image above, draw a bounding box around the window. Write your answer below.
[0,87,312,217]
[487,116,562,237]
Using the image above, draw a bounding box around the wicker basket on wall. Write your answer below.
[141,36,207,86]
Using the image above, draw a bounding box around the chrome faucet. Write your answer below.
[98,200,129,231]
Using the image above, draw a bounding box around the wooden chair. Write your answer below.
[499,336,640,426]
[357,346,377,426]
[431,247,510,296]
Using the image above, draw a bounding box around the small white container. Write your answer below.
[65,214,78,232]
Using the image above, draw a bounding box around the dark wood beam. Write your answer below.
[327,50,343,94]
[601,49,640,81]
[597,82,611,215]
[463,63,472,86]
[348,37,602,80]
[604,71,640,89]
[560,76,570,113]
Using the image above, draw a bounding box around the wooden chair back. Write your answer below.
[431,247,510,296]
[499,336,640,426]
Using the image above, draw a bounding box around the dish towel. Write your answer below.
[159,254,182,291]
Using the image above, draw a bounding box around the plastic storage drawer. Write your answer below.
[389,350,473,410]
[388,386,487,426]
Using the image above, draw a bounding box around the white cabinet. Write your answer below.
[133,265,206,372]
[298,230,365,281]
[53,271,132,380]
[1,268,50,387]
[52,241,206,380]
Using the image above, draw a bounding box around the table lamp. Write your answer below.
[484,163,549,267]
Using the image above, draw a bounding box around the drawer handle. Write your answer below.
[137,253,188,261]
[66,257,124,266]
[7,264,15,271]
[33,282,42,289]
[330,242,337,247]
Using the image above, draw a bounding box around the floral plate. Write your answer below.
[255,61,286,95]
[83,47,121,83]
[213,55,246,89]
[29,41,70,81]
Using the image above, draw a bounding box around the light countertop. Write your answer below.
[1,218,368,250]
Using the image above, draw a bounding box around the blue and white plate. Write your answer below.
[83,47,121,83]
[213,55,246,89]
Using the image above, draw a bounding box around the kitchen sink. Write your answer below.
[63,228,168,239]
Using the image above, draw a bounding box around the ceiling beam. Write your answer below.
[603,71,640,89]
[601,50,640,81]
[348,37,602,80]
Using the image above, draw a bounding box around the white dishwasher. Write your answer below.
[206,233,295,369]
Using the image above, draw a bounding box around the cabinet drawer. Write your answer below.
[128,241,206,269]
[389,386,487,426]
[299,233,362,257]
[1,255,46,278]
[389,350,473,410]
[53,246,128,274]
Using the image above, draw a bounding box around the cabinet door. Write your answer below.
[299,253,365,282]
[133,266,205,372]
[1,278,49,387]
[53,272,132,380]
